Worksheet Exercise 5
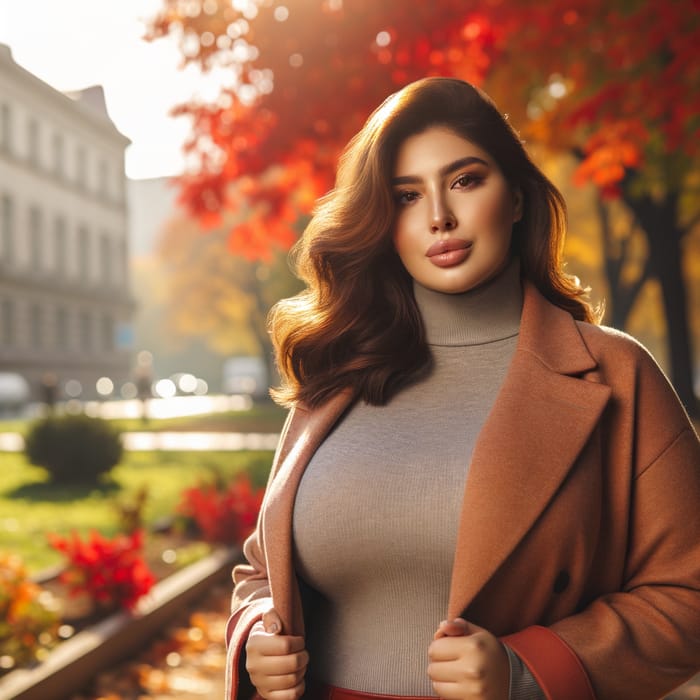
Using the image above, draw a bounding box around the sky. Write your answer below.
[0,0,230,180]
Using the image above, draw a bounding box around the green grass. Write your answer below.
[0,449,274,574]
[0,404,287,436]
[0,418,27,434]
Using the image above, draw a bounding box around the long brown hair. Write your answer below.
[269,77,599,408]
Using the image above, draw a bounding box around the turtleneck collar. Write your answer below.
[413,258,523,346]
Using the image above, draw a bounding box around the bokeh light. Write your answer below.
[154,378,177,399]
[121,382,138,399]
[64,379,82,398]
[178,373,198,393]
[274,6,289,22]
[376,31,391,47]
[96,377,114,396]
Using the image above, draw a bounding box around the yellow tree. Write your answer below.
[157,213,302,380]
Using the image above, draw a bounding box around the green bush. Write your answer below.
[24,414,123,484]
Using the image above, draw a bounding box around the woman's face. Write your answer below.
[392,126,522,294]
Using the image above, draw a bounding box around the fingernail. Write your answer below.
[267,622,279,634]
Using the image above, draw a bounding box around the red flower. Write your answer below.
[177,474,263,545]
[47,530,156,611]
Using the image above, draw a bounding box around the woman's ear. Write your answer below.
[513,187,524,223]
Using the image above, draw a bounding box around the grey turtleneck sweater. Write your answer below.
[292,260,542,698]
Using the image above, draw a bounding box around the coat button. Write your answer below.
[553,570,570,594]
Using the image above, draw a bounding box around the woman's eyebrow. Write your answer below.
[392,156,489,185]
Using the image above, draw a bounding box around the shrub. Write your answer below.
[24,414,123,484]
[0,553,60,673]
[47,530,156,611]
[177,474,263,545]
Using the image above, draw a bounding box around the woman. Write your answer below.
[225,78,700,700]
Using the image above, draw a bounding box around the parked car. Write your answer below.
[0,372,30,415]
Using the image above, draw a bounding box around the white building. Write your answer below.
[0,43,134,401]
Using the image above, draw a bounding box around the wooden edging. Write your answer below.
[0,546,239,700]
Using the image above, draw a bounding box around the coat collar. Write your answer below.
[264,282,611,633]
[446,282,611,617]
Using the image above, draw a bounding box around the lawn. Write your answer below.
[0,449,274,574]
[0,403,288,436]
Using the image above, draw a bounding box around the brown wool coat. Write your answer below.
[225,282,700,700]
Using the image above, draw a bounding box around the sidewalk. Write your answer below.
[69,581,230,700]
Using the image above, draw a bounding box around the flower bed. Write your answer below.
[0,473,263,699]
[0,547,239,700]
[37,530,212,636]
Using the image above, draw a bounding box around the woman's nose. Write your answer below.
[430,205,457,233]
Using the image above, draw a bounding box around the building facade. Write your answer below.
[0,43,134,401]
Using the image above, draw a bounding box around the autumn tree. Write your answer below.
[147,0,700,413]
[156,212,302,382]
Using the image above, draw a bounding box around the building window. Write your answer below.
[76,146,86,187]
[99,233,111,285]
[56,306,69,350]
[30,303,42,348]
[101,313,114,351]
[79,311,92,352]
[52,132,64,177]
[77,224,90,283]
[1,194,13,264]
[29,205,42,272]
[27,118,39,167]
[54,215,67,277]
[1,299,14,347]
[0,103,11,153]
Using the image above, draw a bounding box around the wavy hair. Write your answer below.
[269,77,599,408]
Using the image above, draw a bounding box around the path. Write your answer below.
[0,431,280,452]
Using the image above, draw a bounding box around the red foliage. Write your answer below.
[145,0,700,259]
[573,119,648,197]
[48,530,156,611]
[177,474,264,545]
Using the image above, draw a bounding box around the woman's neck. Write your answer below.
[413,258,523,346]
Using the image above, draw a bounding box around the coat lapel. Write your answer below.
[260,285,612,630]
[447,283,611,618]
[263,389,353,635]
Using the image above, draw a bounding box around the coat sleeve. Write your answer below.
[504,343,700,700]
[224,406,302,700]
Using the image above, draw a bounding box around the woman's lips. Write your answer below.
[426,239,472,268]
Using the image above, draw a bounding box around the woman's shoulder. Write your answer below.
[574,320,696,439]
[575,320,660,370]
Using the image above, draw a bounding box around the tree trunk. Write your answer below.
[623,191,698,417]
[595,197,649,329]
[249,275,279,398]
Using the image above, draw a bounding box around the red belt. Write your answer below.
[309,685,435,700]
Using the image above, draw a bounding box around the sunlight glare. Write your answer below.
[376,31,391,47]
[274,6,289,21]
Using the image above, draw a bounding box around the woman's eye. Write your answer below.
[395,190,419,205]
[453,173,483,189]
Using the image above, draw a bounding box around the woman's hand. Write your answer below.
[245,609,309,700]
[427,618,509,700]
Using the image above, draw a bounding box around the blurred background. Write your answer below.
[0,1,699,698]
